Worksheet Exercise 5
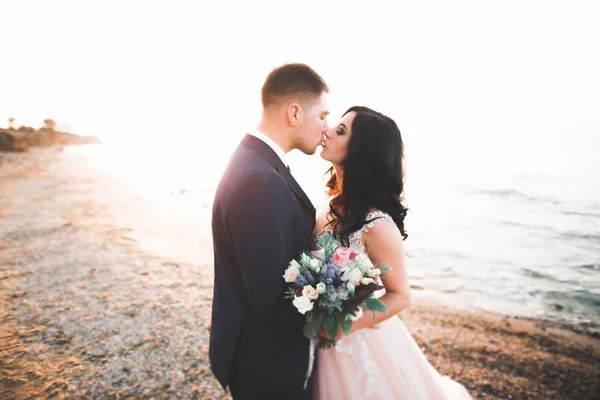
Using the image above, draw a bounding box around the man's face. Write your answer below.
[295,92,329,155]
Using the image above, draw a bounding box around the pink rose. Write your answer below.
[333,247,351,266]
[302,285,319,300]
[349,251,359,261]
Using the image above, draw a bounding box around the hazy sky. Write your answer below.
[2,0,599,175]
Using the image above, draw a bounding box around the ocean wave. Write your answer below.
[575,263,600,271]
[473,188,560,206]
[521,267,556,280]
[499,220,557,234]
[561,231,600,242]
[538,290,600,314]
[561,210,600,219]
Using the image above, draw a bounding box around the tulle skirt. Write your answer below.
[313,316,472,400]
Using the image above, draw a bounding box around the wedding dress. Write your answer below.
[313,210,472,400]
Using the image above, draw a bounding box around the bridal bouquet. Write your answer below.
[284,233,389,349]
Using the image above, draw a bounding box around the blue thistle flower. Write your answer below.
[334,267,344,278]
[304,271,316,286]
[294,275,308,288]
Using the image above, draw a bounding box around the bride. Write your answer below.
[312,106,472,400]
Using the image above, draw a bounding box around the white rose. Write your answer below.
[343,268,363,286]
[316,282,326,294]
[309,258,321,270]
[292,295,314,314]
[346,282,355,293]
[355,253,373,271]
[283,261,300,283]
[350,307,364,322]
[360,277,374,285]
[366,268,381,278]
[302,285,319,300]
[315,266,321,274]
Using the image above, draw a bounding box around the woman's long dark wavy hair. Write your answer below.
[326,106,408,246]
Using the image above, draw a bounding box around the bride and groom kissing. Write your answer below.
[210,63,471,399]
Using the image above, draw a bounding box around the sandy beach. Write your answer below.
[1,148,599,400]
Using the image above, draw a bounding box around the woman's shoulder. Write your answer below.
[358,209,401,246]
[363,209,394,231]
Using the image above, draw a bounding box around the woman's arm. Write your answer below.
[350,218,410,332]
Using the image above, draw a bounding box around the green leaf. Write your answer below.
[323,314,339,339]
[303,321,314,339]
[285,287,297,299]
[379,265,392,274]
[333,311,345,320]
[302,311,323,339]
[363,298,388,314]
[318,233,339,261]
[309,312,324,338]
[306,311,313,322]
[340,318,353,336]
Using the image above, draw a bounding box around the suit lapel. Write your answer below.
[280,166,315,215]
[241,134,315,215]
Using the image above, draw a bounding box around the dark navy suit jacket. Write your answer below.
[210,134,316,399]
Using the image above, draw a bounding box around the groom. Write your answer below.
[210,63,330,399]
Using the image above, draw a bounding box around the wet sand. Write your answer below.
[1,148,598,399]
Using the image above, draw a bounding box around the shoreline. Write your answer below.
[408,288,600,339]
[1,149,599,399]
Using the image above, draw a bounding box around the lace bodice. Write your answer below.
[315,209,395,253]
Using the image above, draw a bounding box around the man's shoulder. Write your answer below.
[216,146,285,200]
[231,143,272,169]
[231,168,286,196]
[228,145,282,181]
[216,166,291,220]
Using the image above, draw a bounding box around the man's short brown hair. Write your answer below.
[261,63,329,108]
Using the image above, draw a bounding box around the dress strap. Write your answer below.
[363,210,394,232]
[350,210,395,251]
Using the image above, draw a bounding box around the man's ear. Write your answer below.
[287,103,300,126]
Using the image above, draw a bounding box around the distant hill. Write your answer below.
[0,128,101,152]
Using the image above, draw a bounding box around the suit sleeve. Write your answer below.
[225,171,302,325]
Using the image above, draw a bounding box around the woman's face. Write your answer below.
[320,111,356,165]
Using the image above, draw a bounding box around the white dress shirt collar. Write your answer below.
[247,130,288,167]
